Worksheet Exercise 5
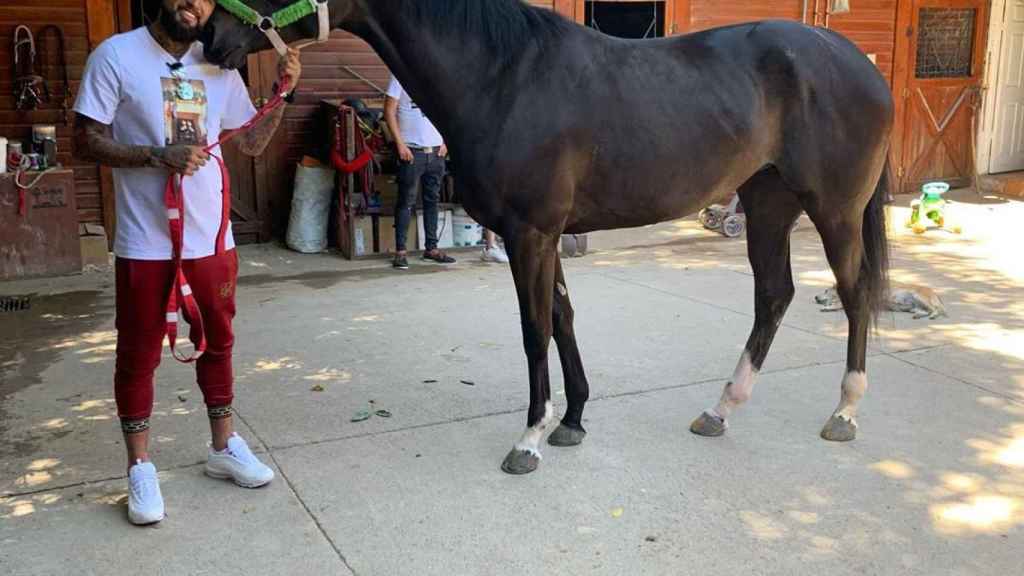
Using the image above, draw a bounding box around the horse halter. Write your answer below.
[215,0,330,56]
[12,25,46,111]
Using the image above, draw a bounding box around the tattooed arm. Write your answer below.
[234,105,286,157]
[234,49,301,157]
[74,113,210,176]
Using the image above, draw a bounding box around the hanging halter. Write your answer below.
[216,0,330,56]
[37,25,72,125]
[12,25,48,111]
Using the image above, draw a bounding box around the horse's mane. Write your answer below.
[395,0,572,59]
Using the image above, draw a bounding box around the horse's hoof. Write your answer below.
[548,424,586,447]
[690,411,727,437]
[820,415,857,442]
[501,449,540,475]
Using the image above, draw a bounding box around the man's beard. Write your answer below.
[159,6,203,43]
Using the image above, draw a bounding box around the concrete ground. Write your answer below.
[2,190,1022,575]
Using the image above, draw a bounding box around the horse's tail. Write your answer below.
[861,157,891,327]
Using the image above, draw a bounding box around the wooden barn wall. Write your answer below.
[689,0,806,30]
[1,0,98,224]
[688,0,897,84]
[825,0,898,84]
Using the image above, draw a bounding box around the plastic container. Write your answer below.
[452,208,483,247]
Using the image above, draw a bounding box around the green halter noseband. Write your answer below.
[216,0,330,55]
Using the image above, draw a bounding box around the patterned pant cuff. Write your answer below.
[207,405,233,420]
[121,418,150,434]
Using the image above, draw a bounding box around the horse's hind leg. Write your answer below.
[691,169,802,436]
[805,155,889,442]
[548,257,590,447]
[816,219,872,442]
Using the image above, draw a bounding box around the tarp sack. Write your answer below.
[286,164,335,253]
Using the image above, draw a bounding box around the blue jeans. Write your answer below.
[395,149,446,252]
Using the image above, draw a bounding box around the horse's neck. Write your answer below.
[351,2,504,147]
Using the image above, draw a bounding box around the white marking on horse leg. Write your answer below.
[832,371,867,422]
[711,351,758,420]
[514,401,555,457]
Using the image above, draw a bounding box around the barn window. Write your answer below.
[915,8,977,78]
[585,1,666,39]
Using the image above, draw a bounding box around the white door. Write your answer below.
[991,0,1024,173]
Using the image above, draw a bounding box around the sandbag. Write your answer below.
[286,164,335,253]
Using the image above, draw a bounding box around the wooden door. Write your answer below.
[221,51,277,244]
[896,0,990,192]
[990,0,1024,173]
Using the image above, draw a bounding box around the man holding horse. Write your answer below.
[73,0,300,525]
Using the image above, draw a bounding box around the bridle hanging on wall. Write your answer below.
[12,25,48,112]
[36,25,72,125]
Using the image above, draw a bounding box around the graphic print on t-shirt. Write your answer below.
[161,77,208,145]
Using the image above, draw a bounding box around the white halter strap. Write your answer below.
[261,0,331,55]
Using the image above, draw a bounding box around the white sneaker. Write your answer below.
[205,434,274,488]
[481,245,510,263]
[128,460,164,525]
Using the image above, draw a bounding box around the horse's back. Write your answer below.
[484,19,894,233]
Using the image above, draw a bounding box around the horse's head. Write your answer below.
[202,0,361,69]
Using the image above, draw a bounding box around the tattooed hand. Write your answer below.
[153,145,210,176]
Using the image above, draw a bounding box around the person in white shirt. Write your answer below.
[73,0,300,525]
[384,75,457,269]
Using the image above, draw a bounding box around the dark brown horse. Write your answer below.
[202,0,892,474]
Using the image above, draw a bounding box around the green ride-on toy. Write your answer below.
[906,181,961,234]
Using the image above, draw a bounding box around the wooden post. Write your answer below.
[346,106,357,255]
[670,0,691,35]
[116,0,133,31]
[85,0,119,249]
[334,106,360,259]
[553,0,575,19]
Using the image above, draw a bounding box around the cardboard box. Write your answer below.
[79,224,110,268]
[379,215,417,255]
[374,174,398,208]
[349,216,375,257]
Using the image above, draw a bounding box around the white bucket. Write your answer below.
[452,210,483,247]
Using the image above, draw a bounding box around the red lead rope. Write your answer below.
[162,78,291,363]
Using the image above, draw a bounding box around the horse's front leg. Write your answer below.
[501,225,559,475]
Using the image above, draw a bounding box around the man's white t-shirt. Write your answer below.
[386,76,444,148]
[74,27,257,260]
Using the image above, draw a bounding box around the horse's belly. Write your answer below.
[566,177,737,234]
[564,146,759,234]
